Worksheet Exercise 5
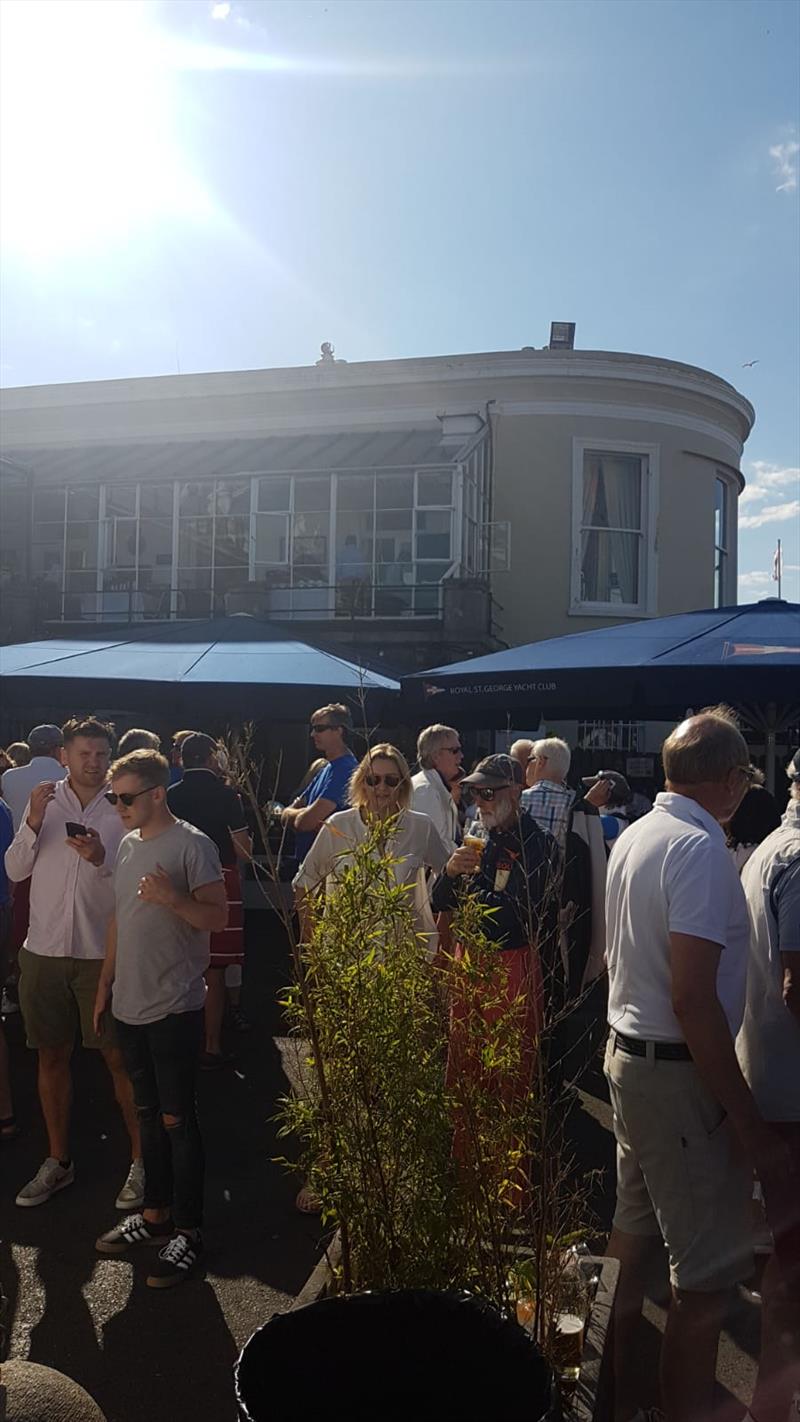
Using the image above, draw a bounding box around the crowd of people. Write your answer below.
[0,704,798,1420]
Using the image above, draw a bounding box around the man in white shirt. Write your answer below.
[604,707,793,1422]
[1,725,68,996]
[1,724,66,830]
[410,725,463,855]
[736,749,800,1422]
[4,717,142,1212]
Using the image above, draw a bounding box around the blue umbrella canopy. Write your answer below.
[404,600,800,722]
[0,617,399,720]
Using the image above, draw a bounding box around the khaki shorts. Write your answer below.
[604,1034,752,1292]
[18,947,114,1051]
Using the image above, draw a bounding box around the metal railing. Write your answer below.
[51,579,448,623]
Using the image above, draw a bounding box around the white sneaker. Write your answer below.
[115,1159,145,1210]
[16,1157,75,1208]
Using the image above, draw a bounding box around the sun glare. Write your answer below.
[0,0,212,262]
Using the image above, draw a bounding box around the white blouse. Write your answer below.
[293,807,450,954]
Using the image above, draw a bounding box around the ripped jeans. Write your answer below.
[114,1010,205,1230]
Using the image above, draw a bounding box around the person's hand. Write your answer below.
[26,781,57,833]
[746,1120,797,1194]
[584,783,610,810]
[93,979,111,1036]
[446,844,482,878]
[138,865,178,909]
[280,806,296,827]
[66,826,105,867]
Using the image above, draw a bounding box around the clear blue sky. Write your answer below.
[1,0,797,601]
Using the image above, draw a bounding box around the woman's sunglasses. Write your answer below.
[365,773,402,789]
[105,786,157,807]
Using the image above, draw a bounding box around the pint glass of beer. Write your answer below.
[462,822,489,869]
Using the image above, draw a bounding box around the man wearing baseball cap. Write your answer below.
[582,770,633,848]
[431,754,560,1156]
[736,748,800,1422]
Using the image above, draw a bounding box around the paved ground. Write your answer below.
[1,914,760,1420]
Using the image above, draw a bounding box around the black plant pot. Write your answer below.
[235,1288,561,1422]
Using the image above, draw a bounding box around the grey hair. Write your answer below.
[417,724,459,769]
[509,739,535,762]
[532,737,571,781]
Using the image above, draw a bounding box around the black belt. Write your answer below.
[613,1031,692,1062]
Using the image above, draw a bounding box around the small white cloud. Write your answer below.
[211,2,231,19]
[739,498,800,530]
[737,570,772,589]
[740,462,799,505]
[770,139,799,192]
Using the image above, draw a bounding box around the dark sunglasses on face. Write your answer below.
[365,773,402,789]
[310,723,338,734]
[105,786,157,807]
[473,786,507,802]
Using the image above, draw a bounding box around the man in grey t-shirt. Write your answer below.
[92,749,227,1289]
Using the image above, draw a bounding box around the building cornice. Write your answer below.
[0,349,755,441]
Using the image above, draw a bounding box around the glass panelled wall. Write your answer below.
[26,464,484,621]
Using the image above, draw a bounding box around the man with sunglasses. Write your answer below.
[94,748,226,1287]
[4,717,142,1212]
[411,725,464,855]
[281,704,358,864]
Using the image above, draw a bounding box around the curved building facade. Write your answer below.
[0,343,754,665]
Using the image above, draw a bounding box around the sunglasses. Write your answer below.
[473,786,508,802]
[310,723,339,733]
[105,786,157,807]
[365,773,402,789]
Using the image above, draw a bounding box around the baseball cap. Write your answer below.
[28,724,63,754]
[581,769,632,803]
[460,753,524,789]
[179,732,219,768]
[787,749,800,781]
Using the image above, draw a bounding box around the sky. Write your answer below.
[0,0,798,603]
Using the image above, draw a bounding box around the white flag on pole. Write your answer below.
[772,542,783,582]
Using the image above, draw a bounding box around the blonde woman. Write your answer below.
[293,743,450,950]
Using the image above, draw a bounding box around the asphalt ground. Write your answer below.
[1,912,760,1421]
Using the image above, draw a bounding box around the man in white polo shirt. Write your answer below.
[603,707,792,1422]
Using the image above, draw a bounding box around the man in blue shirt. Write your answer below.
[281,704,358,864]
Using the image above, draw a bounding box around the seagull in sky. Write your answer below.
[742,359,760,368]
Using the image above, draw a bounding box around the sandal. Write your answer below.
[295,1184,322,1215]
[0,1115,20,1143]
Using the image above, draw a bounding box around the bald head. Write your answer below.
[662,708,749,786]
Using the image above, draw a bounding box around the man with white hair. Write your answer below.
[411,725,463,855]
[509,739,535,775]
[736,748,800,1422]
[522,738,574,848]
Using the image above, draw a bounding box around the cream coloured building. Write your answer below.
[0,338,754,670]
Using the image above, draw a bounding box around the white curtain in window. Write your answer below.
[603,456,641,603]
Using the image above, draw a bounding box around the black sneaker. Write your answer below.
[147,1231,204,1288]
[229,1006,252,1033]
[96,1213,173,1255]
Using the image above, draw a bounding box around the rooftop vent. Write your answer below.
[549,322,576,351]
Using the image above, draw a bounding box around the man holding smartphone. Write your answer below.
[4,716,142,1211]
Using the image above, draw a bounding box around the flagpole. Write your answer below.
[778,538,782,599]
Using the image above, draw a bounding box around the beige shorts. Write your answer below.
[604,1034,752,1292]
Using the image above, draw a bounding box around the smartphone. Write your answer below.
[65,821,87,838]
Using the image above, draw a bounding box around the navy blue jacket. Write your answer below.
[431,809,560,954]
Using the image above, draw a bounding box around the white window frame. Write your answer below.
[570,438,659,618]
[714,470,737,607]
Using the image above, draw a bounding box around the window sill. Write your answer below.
[568,603,655,619]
